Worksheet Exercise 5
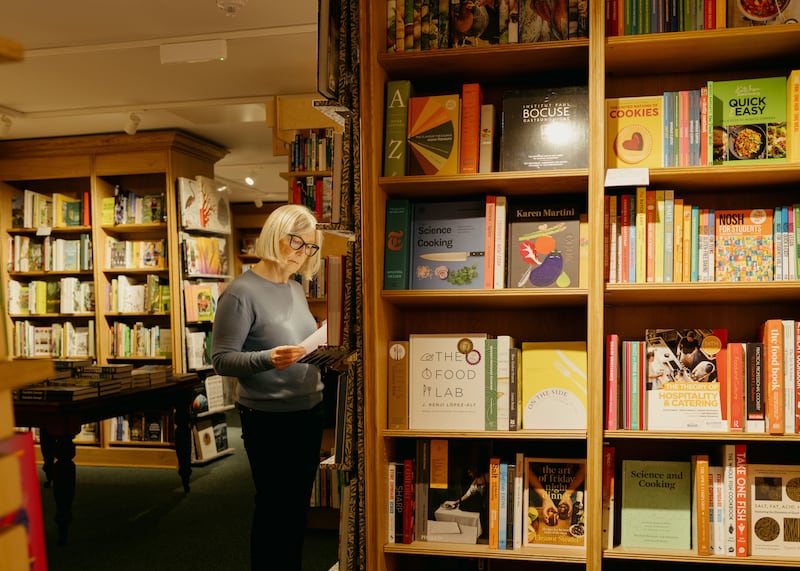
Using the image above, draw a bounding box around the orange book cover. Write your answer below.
[728,341,745,431]
[407,94,460,176]
[484,195,496,289]
[761,318,785,434]
[789,70,800,163]
[645,190,656,283]
[489,457,501,549]
[460,83,484,174]
[692,454,710,556]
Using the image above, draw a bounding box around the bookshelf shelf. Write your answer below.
[382,288,589,309]
[379,169,589,197]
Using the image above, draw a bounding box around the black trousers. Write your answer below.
[239,402,325,571]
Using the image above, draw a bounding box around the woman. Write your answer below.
[211,204,324,571]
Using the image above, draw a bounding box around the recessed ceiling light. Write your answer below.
[245,176,255,186]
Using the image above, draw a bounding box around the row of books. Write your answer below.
[606,192,799,283]
[108,274,170,314]
[607,72,800,169]
[181,234,229,277]
[106,237,167,270]
[606,0,800,36]
[312,456,344,509]
[8,278,94,316]
[12,189,90,229]
[387,334,588,432]
[8,233,93,273]
[183,281,225,323]
[101,186,165,226]
[12,320,95,359]
[386,0,589,53]
[383,80,590,177]
[191,412,229,462]
[290,175,334,223]
[390,439,586,550]
[287,127,338,173]
[608,444,800,558]
[111,413,173,443]
[108,321,171,359]
[185,329,212,371]
[606,321,800,434]
[384,195,586,291]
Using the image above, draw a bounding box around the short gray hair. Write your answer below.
[255,204,323,280]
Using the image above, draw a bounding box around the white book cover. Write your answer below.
[722,444,737,556]
[493,196,507,289]
[479,104,495,174]
[782,319,795,434]
[709,465,725,555]
[408,334,487,430]
[748,464,800,556]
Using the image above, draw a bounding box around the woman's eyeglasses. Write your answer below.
[287,233,320,256]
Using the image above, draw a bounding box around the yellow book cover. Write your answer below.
[520,341,587,430]
[789,70,800,163]
[635,187,647,283]
[606,96,663,168]
[524,457,586,548]
[655,190,665,283]
[682,202,693,282]
[407,94,460,176]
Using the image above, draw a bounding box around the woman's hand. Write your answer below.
[271,345,306,370]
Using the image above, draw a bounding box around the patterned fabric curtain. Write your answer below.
[329,1,364,569]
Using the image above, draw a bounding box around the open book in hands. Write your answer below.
[297,321,356,370]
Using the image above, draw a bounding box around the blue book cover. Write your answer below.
[410,200,486,290]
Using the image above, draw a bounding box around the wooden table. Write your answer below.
[13,375,198,545]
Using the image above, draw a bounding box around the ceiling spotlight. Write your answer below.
[244,175,255,186]
[0,114,11,138]
[217,0,247,16]
[254,199,263,208]
[124,113,141,135]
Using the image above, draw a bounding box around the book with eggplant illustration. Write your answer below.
[410,199,487,290]
[506,196,583,289]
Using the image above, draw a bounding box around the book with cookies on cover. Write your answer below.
[605,95,663,169]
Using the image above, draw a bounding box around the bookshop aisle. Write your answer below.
[40,413,339,571]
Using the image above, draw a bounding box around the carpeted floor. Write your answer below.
[39,415,339,571]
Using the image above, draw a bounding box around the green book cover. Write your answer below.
[484,338,497,431]
[383,198,412,290]
[620,459,691,549]
[383,80,414,177]
[709,75,787,165]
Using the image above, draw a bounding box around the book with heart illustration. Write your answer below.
[500,85,589,171]
[606,95,664,169]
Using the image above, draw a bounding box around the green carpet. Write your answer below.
[39,416,339,571]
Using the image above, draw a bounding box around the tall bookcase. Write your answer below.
[0,131,227,468]
[359,3,800,571]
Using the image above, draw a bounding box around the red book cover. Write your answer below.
[0,431,48,571]
[728,341,745,432]
[484,195,496,289]
[460,83,484,174]
[795,321,800,432]
[620,193,631,283]
[645,190,656,283]
[403,457,415,544]
[82,190,91,226]
[734,444,748,557]
[606,333,619,430]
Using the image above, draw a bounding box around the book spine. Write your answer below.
[489,457,500,549]
[479,104,496,173]
[722,444,736,556]
[484,195,496,289]
[496,335,512,431]
[654,189,664,282]
[388,462,397,543]
[459,83,483,174]
[762,318,784,434]
[415,439,429,541]
[796,320,800,433]
[493,196,507,289]
[485,338,498,431]
[513,451,524,549]
[509,347,520,431]
[383,198,412,290]
[403,458,415,543]
[692,454,710,555]
[602,444,616,550]
[728,341,744,431]
[782,319,795,434]
[645,190,656,282]
[663,189,674,282]
[387,341,410,429]
[790,70,800,164]
[608,194,618,283]
[635,187,647,283]
[383,80,413,177]
[606,333,619,430]
[498,462,508,549]
[734,444,747,556]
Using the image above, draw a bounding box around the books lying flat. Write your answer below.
[298,345,356,369]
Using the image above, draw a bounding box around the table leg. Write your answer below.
[51,434,77,545]
[173,401,192,493]
[38,428,55,487]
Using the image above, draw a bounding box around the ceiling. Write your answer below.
[0,0,323,203]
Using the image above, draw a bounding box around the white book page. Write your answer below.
[300,321,327,355]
